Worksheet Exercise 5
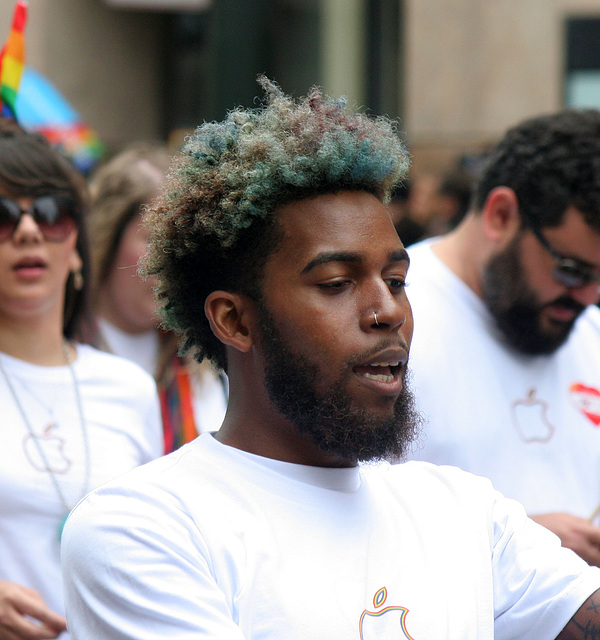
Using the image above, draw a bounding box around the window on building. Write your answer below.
[366,0,403,119]
[163,0,404,143]
[565,18,600,108]
[165,0,320,139]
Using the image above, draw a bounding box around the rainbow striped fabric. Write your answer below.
[160,356,198,454]
[0,1,28,118]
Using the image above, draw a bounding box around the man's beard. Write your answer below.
[482,234,585,355]
[258,305,422,464]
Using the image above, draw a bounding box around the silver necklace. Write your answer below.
[0,340,90,540]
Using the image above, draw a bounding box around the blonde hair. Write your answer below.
[88,142,171,302]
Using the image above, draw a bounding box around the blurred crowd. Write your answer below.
[386,160,481,247]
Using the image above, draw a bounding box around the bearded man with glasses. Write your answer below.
[405,109,600,567]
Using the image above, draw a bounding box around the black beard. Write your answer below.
[258,305,422,464]
[482,235,585,355]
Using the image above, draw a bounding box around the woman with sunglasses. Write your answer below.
[0,120,162,639]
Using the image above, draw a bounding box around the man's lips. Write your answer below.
[352,347,408,389]
[546,305,578,323]
[544,297,585,323]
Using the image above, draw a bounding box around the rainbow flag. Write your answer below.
[0,1,28,118]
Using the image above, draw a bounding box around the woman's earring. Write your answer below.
[72,270,84,291]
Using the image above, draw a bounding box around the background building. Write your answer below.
[2,0,600,177]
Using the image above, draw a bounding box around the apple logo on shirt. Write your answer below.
[358,587,415,640]
[511,388,555,443]
[23,423,71,473]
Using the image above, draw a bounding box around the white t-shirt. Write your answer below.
[62,432,600,639]
[97,317,159,377]
[405,238,600,519]
[189,369,228,435]
[98,318,227,435]
[0,344,162,638]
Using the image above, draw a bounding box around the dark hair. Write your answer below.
[438,171,473,228]
[144,77,409,370]
[474,109,600,231]
[390,181,411,202]
[0,117,91,338]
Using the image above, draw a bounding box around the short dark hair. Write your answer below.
[474,109,600,231]
[0,118,91,339]
[143,78,409,370]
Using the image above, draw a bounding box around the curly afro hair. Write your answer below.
[474,109,600,231]
[143,77,409,370]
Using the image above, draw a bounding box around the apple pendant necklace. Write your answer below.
[0,340,90,541]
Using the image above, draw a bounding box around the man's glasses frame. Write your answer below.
[521,211,600,292]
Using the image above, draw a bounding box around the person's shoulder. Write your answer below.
[71,442,190,510]
[74,343,157,388]
[62,454,181,556]
[95,433,222,489]
[66,435,220,526]
[565,305,600,348]
[360,461,499,527]
[406,236,444,287]
[579,304,600,328]
[363,459,495,495]
[406,236,439,261]
[405,238,459,320]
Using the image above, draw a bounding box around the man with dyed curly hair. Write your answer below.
[62,80,600,639]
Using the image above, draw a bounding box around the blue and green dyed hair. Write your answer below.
[144,77,410,370]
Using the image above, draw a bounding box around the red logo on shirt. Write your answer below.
[570,382,600,427]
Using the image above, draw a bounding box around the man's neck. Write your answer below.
[215,414,355,469]
[216,374,355,469]
[431,214,489,299]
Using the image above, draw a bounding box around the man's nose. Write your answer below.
[364,285,408,331]
[568,281,600,308]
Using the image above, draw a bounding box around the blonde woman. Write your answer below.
[88,143,228,452]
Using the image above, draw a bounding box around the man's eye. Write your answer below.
[320,280,351,290]
[563,264,588,278]
[386,278,407,290]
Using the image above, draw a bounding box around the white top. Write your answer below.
[189,369,228,435]
[0,344,162,638]
[97,317,159,376]
[405,238,600,519]
[62,432,600,639]
[98,318,227,435]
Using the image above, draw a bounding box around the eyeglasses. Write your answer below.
[0,195,78,242]
[524,215,600,291]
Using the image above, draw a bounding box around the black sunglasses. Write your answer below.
[0,195,78,242]
[523,213,600,291]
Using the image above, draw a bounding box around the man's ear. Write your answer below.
[204,291,257,353]
[481,186,521,245]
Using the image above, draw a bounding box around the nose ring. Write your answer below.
[373,311,379,326]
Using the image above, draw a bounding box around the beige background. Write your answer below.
[1,0,599,170]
